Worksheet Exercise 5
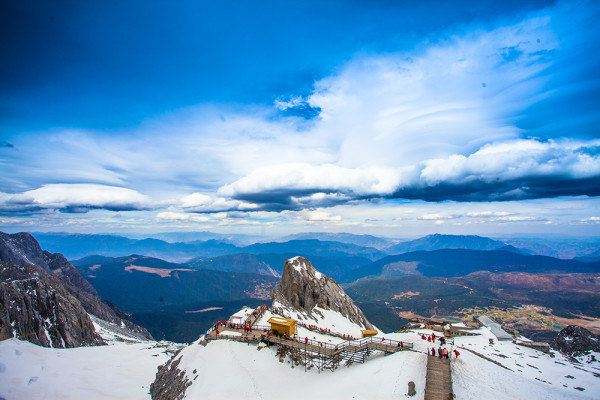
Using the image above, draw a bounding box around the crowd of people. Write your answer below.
[420,332,460,359]
[297,321,359,341]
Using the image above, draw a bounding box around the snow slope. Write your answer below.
[451,326,600,400]
[270,301,371,338]
[378,325,600,400]
[0,338,177,400]
[0,316,183,400]
[176,339,426,400]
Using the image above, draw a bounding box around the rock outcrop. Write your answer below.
[150,352,191,400]
[272,256,372,328]
[0,261,104,347]
[554,325,600,357]
[0,231,151,346]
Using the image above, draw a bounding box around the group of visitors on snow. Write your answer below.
[421,332,459,359]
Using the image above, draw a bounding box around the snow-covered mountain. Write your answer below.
[148,256,600,400]
[1,252,599,400]
[0,232,150,347]
[271,256,373,331]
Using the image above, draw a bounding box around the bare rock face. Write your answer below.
[0,232,49,269]
[272,256,372,328]
[0,262,104,347]
[0,231,151,346]
[554,325,600,357]
[150,352,191,400]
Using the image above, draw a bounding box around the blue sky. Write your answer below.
[0,0,599,236]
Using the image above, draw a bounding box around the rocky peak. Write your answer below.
[272,256,372,328]
[0,261,105,347]
[0,231,151,346]
[0,232,49,270]
[554,325,600,357]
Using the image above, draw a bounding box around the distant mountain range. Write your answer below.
[186,253,280,277]
[32,231,600,282]
[34,232,239,261]
[500,236,600,259]
[73,253,279,341]
[35,233,386,282]
[281,232,397,250]
[136,231,265,246]
[385,233,524,254]
[348,248,600,281]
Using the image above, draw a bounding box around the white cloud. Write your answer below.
[0,184,151,213]
[299,210,342,222]
[465,211,514,218]
[219,139,600,207]
[417,213,454,221]
[419,139,600,186]
[274,96,307,111]
[218,163,405,199]
[179,192,259,213]
[156,211,210,223]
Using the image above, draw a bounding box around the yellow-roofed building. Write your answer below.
[268,316,297,337]
[361,329,377,338]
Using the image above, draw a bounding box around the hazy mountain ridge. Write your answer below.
[34,232,238,261]
[349,248,600,281]
[186,253,280,277]
[386,233,525,254]
[74,255,278,311]
[500,236,600,259]
[281,232,397,250]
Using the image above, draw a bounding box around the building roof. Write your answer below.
[476,315,512,340]
[268,316,296,326]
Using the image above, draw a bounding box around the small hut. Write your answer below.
[361,329,378,338]
[268,316,297,337]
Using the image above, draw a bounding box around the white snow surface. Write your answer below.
[0,338,176,400]
[451,327,600,400]
[228,306,255,324]
[177,339,426,400]
[269,302,370,337]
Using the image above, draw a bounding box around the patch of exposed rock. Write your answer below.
[272,256,373,328]
[150,351,191,400]
[554,325,600,357]
[0,231,151,346]
[0,261,104,347]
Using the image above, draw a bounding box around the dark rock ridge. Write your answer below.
[0,261,104,347]
[272,256,373,328]
[150,352,191,400]
[554,325,600,357]
[0,231,151,346]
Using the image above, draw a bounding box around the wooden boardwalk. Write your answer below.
[424,355,452,400]
[203,306,413,369]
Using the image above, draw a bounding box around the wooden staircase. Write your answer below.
[424,355,453,400]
